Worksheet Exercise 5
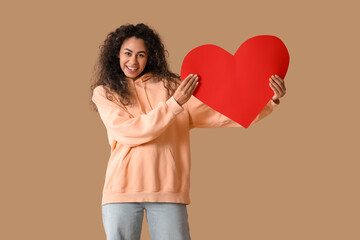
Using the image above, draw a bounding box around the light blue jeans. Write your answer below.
[102,202,191,240]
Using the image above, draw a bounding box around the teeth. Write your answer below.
[127,66,138,71]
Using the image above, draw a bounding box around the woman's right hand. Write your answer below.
[173,74,199,106]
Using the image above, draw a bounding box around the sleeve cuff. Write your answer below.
[269,98,280,108]
[166,96,184,115]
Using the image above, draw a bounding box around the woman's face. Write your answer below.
[118,37,148,80]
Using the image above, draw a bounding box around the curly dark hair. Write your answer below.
[89,23,181,112]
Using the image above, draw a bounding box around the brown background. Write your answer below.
[1,0,359,239]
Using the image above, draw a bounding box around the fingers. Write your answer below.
[269,75,286,97]
[173,74,199,106]
[270,75,286,93]
[270,82,280,97]
[269,76,281,94]
[188,76,199,95]
[183,74,198,93]
[275,75,286,93]
[180,74,194,90]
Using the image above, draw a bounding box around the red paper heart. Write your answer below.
[181,35,290,128]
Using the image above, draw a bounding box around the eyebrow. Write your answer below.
[124,48,146,54]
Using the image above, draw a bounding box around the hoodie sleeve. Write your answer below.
[186,95,279,129]
[92,86,184,147]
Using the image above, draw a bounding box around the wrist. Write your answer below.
[172,96,182,106]
[271,98,280,104]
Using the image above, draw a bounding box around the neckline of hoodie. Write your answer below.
[127,72,152,83]
[130,73,154,113]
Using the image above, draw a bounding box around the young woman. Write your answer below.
[90,23,286,240]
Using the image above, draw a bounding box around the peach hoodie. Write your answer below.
[92,73,279,206]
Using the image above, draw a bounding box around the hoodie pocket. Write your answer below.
[161,147,181,192]
[104,145,181,193]
[122,146,181,192]
[103,146,132,192]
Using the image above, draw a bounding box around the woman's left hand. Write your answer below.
[269,75,286,102]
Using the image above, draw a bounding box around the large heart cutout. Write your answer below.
[181,35,290,128]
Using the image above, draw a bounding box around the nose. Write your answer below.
[129,55,138,65]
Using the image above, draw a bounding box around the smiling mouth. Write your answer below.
[126,66,139,71]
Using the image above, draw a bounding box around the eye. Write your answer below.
[138,54,145,58]
[124,52,131,56]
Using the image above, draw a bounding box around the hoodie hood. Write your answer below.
[127,72,155,115]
